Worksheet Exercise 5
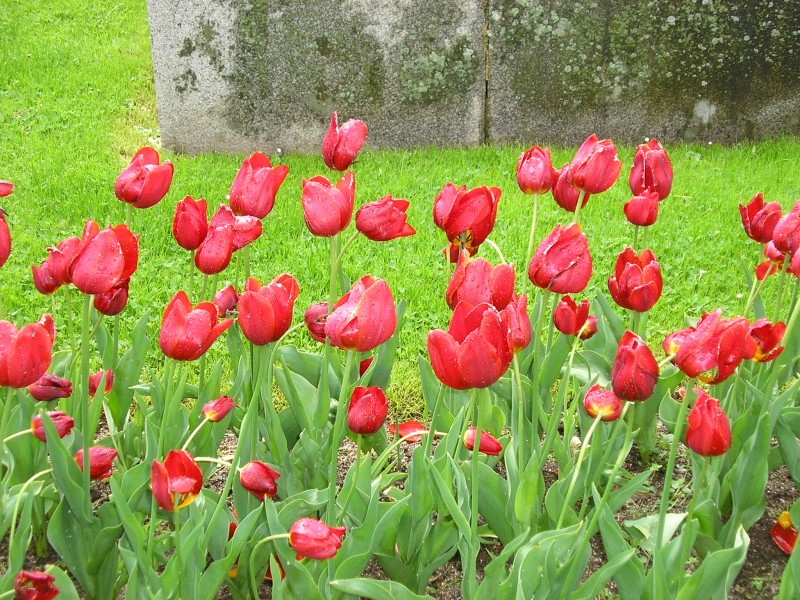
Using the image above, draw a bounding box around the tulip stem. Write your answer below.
[484,238,507,264]
[2,429,32,444]
[742,263,773,316]
[335,231,360,270]
[181,417,210,452]
[532,290,550,413]
[423,384,446,457]
[773,254,790,322]
[556,414,602,529]
[193,456,232,469]
[521,193,539,300]
[465,388,484,599]
[326,350,356,521]
[572,191,586,225]
[9,468,53,548]
[633,224,640,249]
[511,353,532,469]
[249,530,290,591]
[80,293,92,510]
[328,233,342,310]
[200,275,209,304]
[188,250,196,298]
[0,387,14,447]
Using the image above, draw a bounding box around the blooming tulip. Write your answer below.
[151,450,203,511]
[772,200,800,255]
[88,369,113,397]
[446,250,515,310]
[505,295,531,351]
[0,315,55,388]
[28,373,72,402]
[326,276,396,352]
[433,184,500,256]
[0,180,13,197]
[569,134,622,194]
[203,395,236,422]
[240,461,281,501]
[579,316,598,340]
[629,139,673,200]
[685,389,731,456]
[213,284,238,318]
[238,274,299,346]
[739,192,782,244]
[749,318,786,363]
[94,278,130,316]
[289,518,346,560]
[583,384,623,421]
[302,172,355,237]
[355,195,415,241]
[427,301,513,390]
[608,247,662,312]
[74,446,118,480]
[229,152,288,219]
[210,204,262,250]
[173,196,208,251]
[552,163,590,213]
[463,427,503,455]
[159,291,234,361]
[348,386,388,435]
[304,302,328,343]
[771,512,798,554]
[388,420,427,442]
[624,189,660,227]
[0,210,9,270]
[611,331,659,402]
[517,146,555,195]
[32,237,82,295]
[194,223,234,275]
[69,223,139,295]
[31,411,74,442]
[553,296,592,337]
[13,570,59,600]
[115,147,174,209]
[322,112,367,171]
[528,223,592,294]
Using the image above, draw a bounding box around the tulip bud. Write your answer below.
[685,389,731,456]
[289,518,346,560]
[528,223,592,294]
[74,446,118,480]
[463,427,503,455]
[517,146,555,195]
[213,284,239,318]
[229,152,288,219]
[347,386,388,435]
[160,291,234,361]
[203,395,236,422]
[552,163,590,213]
[302,172,355,237]
[88,369,114,397]
[387,420,427,443]
[173,196,208,251]
[629,139,673,200]
[94,278,130,316]
[607,247,662,313]
[505,295,531,352]
[569,134,622,194]
[611,331,659,402]
[322,112,367,171]
[624,189,660,227]
[31,411,75,442]
[583,384,623,421]
[27,373,73,402]
[240,460,281,501]
[553,295,591,337]
[771,512,798,554]
[13,570,59,600]
[355,195,415,241]
[0,316,55,388]
[0,211,10,270]
[237,274,300,346]
[304,302,329,343]
[739,192,782,244]
[115,147,174,209]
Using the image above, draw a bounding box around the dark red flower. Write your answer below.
[773,201,800,255]
[240,461,281,501]
[322,112,367,171]
[355,195,415,241]
[203,395,236,422]
[505,295,531,351]
[463,427,502,455]
[517,146,555,195]
[301,172,355,237]
[115,147,174,209]
[387,420,427,442]
[151,450,203,511]
[173,196,208,251]
[325,276,396,352]
[749,318,786,363]
[238,274,300,346]
[31,411,74,442]
[629,139,673,200]
[685,389,731,456]
[739,193,782,244]
[88,369,113,397]
[771,512,798,554]
[569,134,622,194]
[229,152,288,219]
[303,302,328,343]
[159,291,234,361]
[583,384,623,421]
[13,570,59,600]
[0,315,55,388]
[347,386,388,435]
[552,162,590,213]
[579,316,598,340]
[213,284,238,318]
[608,247,662,312]
[27,373,72,402]
[611,331,659,402]
[528,223,592,294]
[74,446,118,480]
[624,189,660,227]
[94,278,130,316]
[446,250,515,310]
[553,295,591,337]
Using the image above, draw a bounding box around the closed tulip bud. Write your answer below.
[505,295,531,352]
[173,196,208,250]
[326,276,396,352]
[229,152,288,219]
[356,195,415,241]
[611,331,659,401]
[32,237,82,295]
[115,147,174,209]
[27,373,73,402]
[195,224,234,275]
[749,318,786,363]
[552,163,590,213]
[74,446,118,480]
[624,189,660,227]
[13,570,59,600]
[529,223,592,294]
[0,210,9,270]
[151,450,203,511]
[608,247,662,312]
[203,395,236,422]
[772,200,800,255]
[569,134,622,194]
[289,518,346,560]
[69,223,139,295]
[31,411,75,442]
[347,386,388,434]
[239,460,281,501]
[302,172,355,237]
[553,295,591,337]
[685,389,731,456]
[238,274,299,346]
[159,291,234,361]
[446,250,515,310]
[463,427,503,455]
[771,512,798,554]
[583,384,623,421]
[322,112,367,171]
[629,139,673,200]
[517,146,555,195]
[94,278,129,316]
[0,315,55,388]
[433,184,500,255]
[388,420,428,442]
[88,369,113,397]
[739,193,782,244]
[304,302,329,343]
[0,180,13,197]
[213,284,238,317]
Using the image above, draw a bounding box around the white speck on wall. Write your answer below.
[694,100,717,125]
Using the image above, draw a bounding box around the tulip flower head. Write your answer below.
[463,427,503,455]
[13,570,59,600]
[27,373,72,402]
[517,146,555,195]
[301,172,355,237]
[553,295,591,337]
[624,189,660,227]
[749,318,786,363]
[0,180,13,197]
[433,184,500,258]
[239,460,281,501]
[552,163,591,213]
[355,195,415,241]
[151,450,203,511]
[31,411,75,442]
[32,237,82,295]
[583,384,623,421]
[347,386,389,435]
[94,278,130,316]
[772,200,800,255]
[358,356,373,377]
[771,512,798,554]
[0,209,9,270]
[229,152,288,219]
[213,284,239,318]
[685,389,731,457]
[446,250,515,310]
[611,331,659,402]
[88,369,113,397]
[739,193,782,244]
[569,134,622,194]
[322,112,367,171]
[289,518,346,560]
[528,223,592,294]
[68,222,139,296]
[0,314,55,388]
[629,139,673,200]
[115,147,174,209]
[608,247,662,312]
[505,295,532,351]
[159,291,234,361]
[203,395,236,422]
[74,446,118,480]
[173,196,208,251]
[388,420,428,443]
[238,274,300,346]
[325,276,396,352]
[303,302,329,343]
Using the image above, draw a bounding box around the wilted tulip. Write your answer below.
[517,146,555,195]
[433,184,500,257]
[771,512,798,555]
[240,461,281,501]
[326,276,396,352]
[74,446,118,480]
[463,427,503,455]
[203,395,236,422]
[302,172,355,237]
[0,210,9,270]
[552,163,590,213]
[69,222,139,296]
[31,411,74,442]
[115,147,174,209]
[213,284,238,318]
[553,295,591,337]
[772,201,800,255]
[27,373,72,402]
[685,389,731,456]
[749,318,786,363]
[624,189,660,227]
[0,315,55,388]
[238,274,300,346]
[303,302,329,343]
[387,420,427,442]
[159,291,234,361]
[446,250,515,310]
[608,247,662,312]
[13,570,59,600]
[229,152,288,219]
[569,134,622,194]
[528,223,592,294]
[347,386,388,434]
[611,331,659,402]
[94,278,130,316]
[322,112,367,171]
[739,193,782,244]
[583,384,623,421]
[629,139,673,200]
[88,369,113,397]
[427,301,513,390]
[151,449,203,511]
[355,195,415,241]
[173,196,208,251]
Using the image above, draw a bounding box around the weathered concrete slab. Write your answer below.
[487,0,800,144]
[147,0,485,154]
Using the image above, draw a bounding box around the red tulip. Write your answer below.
[13,570,59,600]
[115,147,174,209]
[771,512,798,554]
[528,223,592,294]
[517,146,555,195]
[355,195,415,241]
[74,446,118,480]
[552,163,590,213]
[325,276,396,352]
[505,295,531,351]
[94,278,129,316]
[446,250,515,310]
[303,302,329,343]
[749,318,786,363]
[0,210,10,270]
[238,274,300,345]
[608,247,662,312]
[32,237,82,295]
[427,301,513,390]
[358,357,373,377]
[755,241,787,280]
[203,395,236,422]
[28,373,72,402]
[173,196,208,251]
[433,184,500,256]
[347,386,388,434]
[31,411,74,442]
[629,139,673,200]
[773,201,800,255]
[194,223,234,275]
[388,420,428,442]
[583,384,623,421]
[685,389,731,456]
[229,152,288,219]
[151,450,203,511]
[302,172,355,237]
[553,295,591,337]
[0,315,55,388]
[159,291,234,361]
[463,427,502,455]
[289,518,346,560]
[611,331,659,402]
[322,112,367,171]
[210,204,263,250]
[0,180,13,197]
[739,193,782,244]
[579,316,598,340]
[240,460,281,501]
[624,189,660,227]
[569,134,622,194]
[68,223,139,295]
[88,369,113,397]
[213,284,239,318]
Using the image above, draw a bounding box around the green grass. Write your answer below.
[2,1,800,417]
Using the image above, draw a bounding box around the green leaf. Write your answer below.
[598,503,643,600]
[47,500,95,597]
[45,565,81,600]
[675,526,749,600]
[105,311,150,428]
[461,461,514,544]
[42,412,92,524]
[330,578,434,599]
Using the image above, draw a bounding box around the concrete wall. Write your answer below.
[148,0,800,153]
